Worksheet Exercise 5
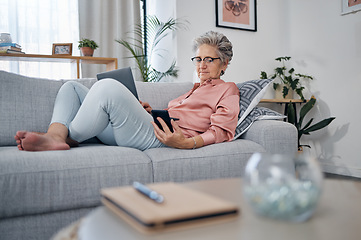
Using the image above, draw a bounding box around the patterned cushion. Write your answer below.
[235,107,285,138]
[234,79,275,139]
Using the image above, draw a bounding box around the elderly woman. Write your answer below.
[15,31,240,151]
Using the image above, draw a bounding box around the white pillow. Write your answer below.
[236,79,273,124]
[234,107,285,139]
[234,79,280,139]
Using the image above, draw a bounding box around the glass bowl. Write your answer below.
[0,33,12,43]
[243,153,323,222]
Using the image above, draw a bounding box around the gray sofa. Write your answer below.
[0,70,297,240]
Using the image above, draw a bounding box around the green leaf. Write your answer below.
[275,56,291,62]
[299,97,316,127]
[289,79,298,90]
[302,117,336,134]
[287,102,296,125]
[149,60,179,82]
[282,86,289,98]
[275,67,285,75]
[273,82,279,90]
[78,38,99,49]
[296,73,313,80]
[260,71,268,79]
[295,87,305,100]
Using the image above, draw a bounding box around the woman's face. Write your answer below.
[194,44,228,83]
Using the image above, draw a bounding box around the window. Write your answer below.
[143,0,178,82]
[0,0,79,79]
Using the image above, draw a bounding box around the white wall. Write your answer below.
[288,1,361,177]
[175,0,361,177]
[176,0,290,88]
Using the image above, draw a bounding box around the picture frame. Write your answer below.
[216,0,257,31]
[341,0,361,15]
[52,43,73,55]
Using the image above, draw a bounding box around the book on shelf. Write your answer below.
[0,46,22,51]
[0,42,22,48]
[0,46,20,50]
[0,43,24,54]
[3,49,25,54]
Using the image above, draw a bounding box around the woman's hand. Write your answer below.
[151,118,197,149]
[139,100,152,114]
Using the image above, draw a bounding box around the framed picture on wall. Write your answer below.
[52,43,73,55]
[216,0,257,31]
[342,0,361,15]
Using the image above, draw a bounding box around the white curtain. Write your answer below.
[78,0,141,79]
[0,0,80,79]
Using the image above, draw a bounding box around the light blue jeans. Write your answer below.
[50,79,165,150]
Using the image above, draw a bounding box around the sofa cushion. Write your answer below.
[0,144,153,218]
[146,139,266,183]
[0,71,97,146]
[241,120,297,154]
[136,81,193,110]
[0,71,61,146]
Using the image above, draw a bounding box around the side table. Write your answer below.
[260,98,307,121]
[52,178,361,240]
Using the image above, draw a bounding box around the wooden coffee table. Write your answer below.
[52,178,361,240]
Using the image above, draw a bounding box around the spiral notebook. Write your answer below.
[101,182,240,233]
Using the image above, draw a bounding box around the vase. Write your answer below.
[80,47,94,57]
[243,153,323,222]
[0,33,12,43]
[275,84,293,99]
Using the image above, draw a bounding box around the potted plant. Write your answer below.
[116,15,187,82]
[287,96,335,150]
[78,38,99,57]
[260,56,313,100]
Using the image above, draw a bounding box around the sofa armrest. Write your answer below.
[241,120,298,155]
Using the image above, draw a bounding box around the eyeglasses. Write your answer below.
[191,57,221,66]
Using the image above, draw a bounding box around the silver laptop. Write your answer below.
[97,67,139,100]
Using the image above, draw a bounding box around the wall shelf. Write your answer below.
[0,53,118,78]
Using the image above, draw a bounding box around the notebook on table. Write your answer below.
[101,182,240,234]
[97,67,139,100]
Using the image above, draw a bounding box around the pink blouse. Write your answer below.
[166,79,240,146]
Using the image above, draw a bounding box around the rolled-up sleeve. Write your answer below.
[200,93,240,145]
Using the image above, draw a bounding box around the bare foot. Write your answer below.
[14,133,24,150]
[15,131,70,151]
[66,138,79,148]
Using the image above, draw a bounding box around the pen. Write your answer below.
[133,182,164,204]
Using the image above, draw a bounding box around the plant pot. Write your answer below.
[80,47,94,57]
[275,84,293,99]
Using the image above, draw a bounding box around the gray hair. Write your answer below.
[192,31,233,64]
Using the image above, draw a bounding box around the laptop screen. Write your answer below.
[96,67,139,100]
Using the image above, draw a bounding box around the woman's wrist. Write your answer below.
[191,137,197,149]
[187,136,204,149]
